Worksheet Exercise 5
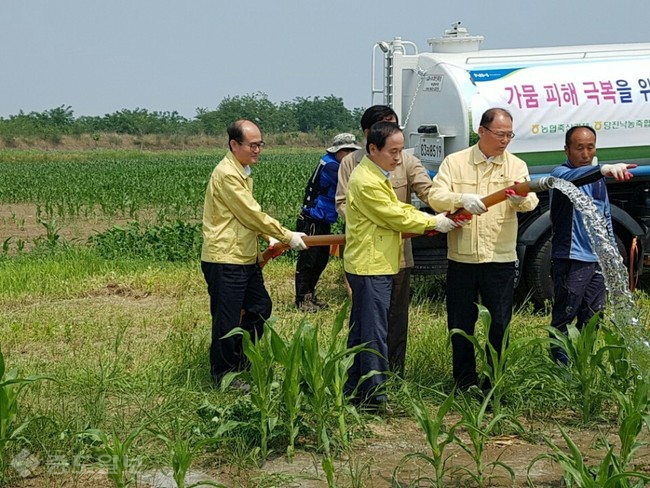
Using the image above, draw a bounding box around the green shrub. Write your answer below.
[89,221,202,261]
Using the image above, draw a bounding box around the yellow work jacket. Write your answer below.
[344,156,438,276]
[428,145,539,263]
[336,148,432,268]
[201,151,292,265]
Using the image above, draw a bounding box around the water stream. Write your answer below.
[550,178,650,373]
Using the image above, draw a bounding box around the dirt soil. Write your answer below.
[0,203,161,252]
[8,412,650,487]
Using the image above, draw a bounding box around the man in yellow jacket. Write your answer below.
[337,105,433,375]
[428,108,538,391]
[201,120,307,387]
[344,121,458,409]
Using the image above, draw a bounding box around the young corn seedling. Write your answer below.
[267,320,306,462]
[392,387,459,487]
[528,424,650,487]
[81,424,146,488]
[299,301,365,487]
[0,349,51,482]
[613,375,650,470]
[453,389,517,487]
[547,315,623,422]
[222,321,280,462]
[149,417,233,488]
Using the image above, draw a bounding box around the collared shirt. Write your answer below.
[428,144,539,263]
[336,148,433,268]
[201,151,293,265]
[372,161,392,179]
[345,156,438,275]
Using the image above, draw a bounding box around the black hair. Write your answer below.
[479,108,513,127]
[360,105,399,131]
[227,120,246,151]
[366,121,402,152]
[565,125,596,147]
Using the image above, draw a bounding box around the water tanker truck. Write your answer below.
[372,22,650,305]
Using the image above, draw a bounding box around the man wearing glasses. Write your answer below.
[428,108,539,392]
[201,119,307,389]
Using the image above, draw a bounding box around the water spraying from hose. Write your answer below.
[549,178,649,373]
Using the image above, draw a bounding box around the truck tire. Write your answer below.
[524,234,553,308]
[524,232,629,308]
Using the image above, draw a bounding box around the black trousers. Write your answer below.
[550,259,606,363]
[387,267,411,373]
[446,260,515,389]
[201,261,272,381]
[344,273,393,401]
[294,213,331,304]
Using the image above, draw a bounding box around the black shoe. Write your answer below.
[311,296,328,308]
[296,293,325,312]
[455,378,479,392]
[354,395,393,415]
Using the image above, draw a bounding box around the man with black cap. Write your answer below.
[294,132,361,311]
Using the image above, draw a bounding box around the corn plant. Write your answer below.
[528,424,650,487]
[613,375,650,469]
[39,218,61,249]
[450,305,547,417]
[150,417,234,488]
[267,320,306,462]
[453,388,517,487]
[547,315,625,422]
[299,300,366,487]
[222,322,280,462]
[81,425,146,488]
[0,349,50,481]
[392,387,459,487]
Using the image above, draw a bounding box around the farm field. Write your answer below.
[1,148,650,487]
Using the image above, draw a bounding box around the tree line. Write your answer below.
[0,93,364,141]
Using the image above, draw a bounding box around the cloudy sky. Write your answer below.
[1,0,648,119]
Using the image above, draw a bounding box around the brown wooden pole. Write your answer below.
[259,177,555,268]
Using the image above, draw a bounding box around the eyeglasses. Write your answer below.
[481,126,515,140]
[239,141,266,151]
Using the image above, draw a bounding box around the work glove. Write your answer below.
[601,163,637,181]
[433,213,459,233]
[461,194,487,215]
[268,237,281,249]
[454,213,473,226]
[505,183,528,205]
[289,232,308,251]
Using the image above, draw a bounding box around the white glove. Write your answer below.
[461,194,487,215]
[433,214,459,233]
[505,189,526,205]
[289,232,308,251]
[601,163,636,181]
[268,237,280,248]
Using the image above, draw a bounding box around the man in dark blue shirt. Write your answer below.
[549,125,635,363]
[295,133,361,311]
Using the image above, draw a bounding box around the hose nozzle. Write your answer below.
[528,176,556,193]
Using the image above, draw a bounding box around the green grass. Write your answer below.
[1,148,650,487]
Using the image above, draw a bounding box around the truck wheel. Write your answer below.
[524,234,553,308]
[524,232,629,308]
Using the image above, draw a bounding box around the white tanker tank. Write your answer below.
[372,22,650,172]
[372,22,650,305]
